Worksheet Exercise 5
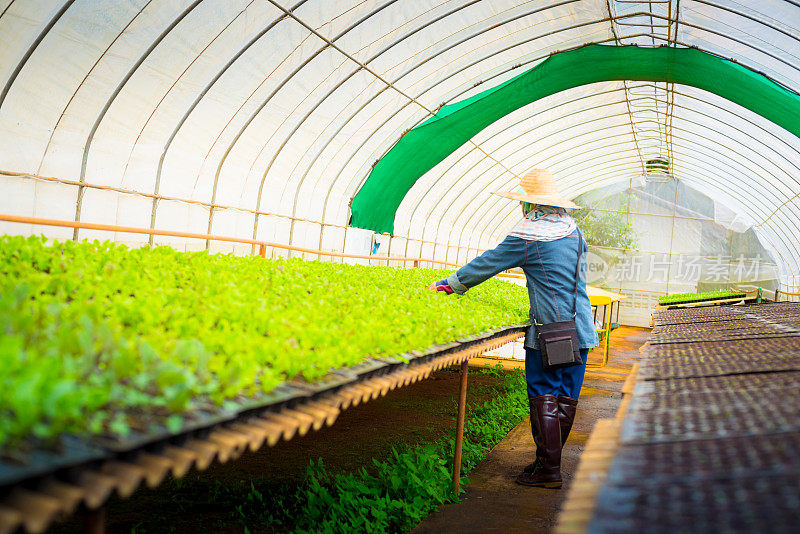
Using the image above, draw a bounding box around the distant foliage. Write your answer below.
[285,368,529,533]
[0,236,528,452]
[572,194,639,250]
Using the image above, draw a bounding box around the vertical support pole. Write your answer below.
[413,260,419,268]
[341,226,348,264]
[287,218,296,259]
[317,223,325,262]
[251,213,259,256]
[258,244,267,258]
[604,304,611,366]
[84,507,106,534]
[453,359,469,496]
[775,289,780,302]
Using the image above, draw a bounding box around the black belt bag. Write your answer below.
[538,320,581,369]
[536,230,584,370]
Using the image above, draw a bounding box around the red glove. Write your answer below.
[428,279,454,294]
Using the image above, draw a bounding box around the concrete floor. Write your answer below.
[412,327,648,534]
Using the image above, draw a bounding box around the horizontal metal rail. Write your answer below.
[0,213,460,268]
[0,214,537,284]
[0,169,474,254]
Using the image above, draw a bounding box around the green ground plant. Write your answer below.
[123,365,527,534]
[261,366,528,533]
[572,194,639,251]
[0,236,528,453]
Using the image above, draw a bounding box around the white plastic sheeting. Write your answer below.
[0,0,799,291]
[575,179,780,325]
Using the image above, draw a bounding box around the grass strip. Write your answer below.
[251,365,528,533]
[106,366,528,534]
[658,290,747,305]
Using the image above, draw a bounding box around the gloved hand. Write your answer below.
[428,279,454,294]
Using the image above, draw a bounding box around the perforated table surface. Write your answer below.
[588,302,800,534]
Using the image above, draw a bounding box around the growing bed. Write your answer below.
[657,290,747,306]
[1,236,528,454]
[0,236,529,532]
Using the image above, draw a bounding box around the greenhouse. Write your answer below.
[1,1,799,533]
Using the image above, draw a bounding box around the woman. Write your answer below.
[428,169,598,489]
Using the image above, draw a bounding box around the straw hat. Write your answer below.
[493,169,580,209]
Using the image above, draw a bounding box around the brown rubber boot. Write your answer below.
[557,396,579,446]
[516,395,562,488]
[522,396,541,474]
[522,396,578,474]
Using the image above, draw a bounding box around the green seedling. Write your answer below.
[0,236,528,453]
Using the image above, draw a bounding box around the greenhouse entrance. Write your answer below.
[2,1,800,533]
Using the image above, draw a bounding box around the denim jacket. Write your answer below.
[446,230,599,350]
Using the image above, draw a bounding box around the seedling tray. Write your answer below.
[0,436,108,490]
[643,336,800,359]
[633,371,800,395]
[620,394,800,444]
[0,324,527,494]
[646,330,800,345]
[657,292,747,306]
[606,431,800,484]
[590,472,800,534]
[587,302,800,534]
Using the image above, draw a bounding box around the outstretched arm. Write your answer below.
[431,236,525,295]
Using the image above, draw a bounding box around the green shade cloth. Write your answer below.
[350,44,800,234]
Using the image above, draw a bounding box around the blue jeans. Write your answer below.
[525,347,590,399]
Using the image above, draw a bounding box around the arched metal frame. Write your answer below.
[384,36,796,239]
[458,97,800,249]
[0,0,799,287]
[366,10,800,284]
[448,96,800,249]
[290,4,602,242]
[464,133,800,270]
[404,83,800,254]
[479,147,800,271]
